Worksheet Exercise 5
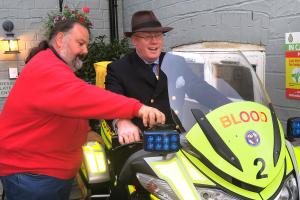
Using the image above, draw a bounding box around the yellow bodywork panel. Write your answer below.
[81,142,110,184]
[82,142,107,174]
[100,120,113,149]
[183,151,262,199]
[146,155,200,200]
[186,102,285,188]
[285,147,294,175]
[294,146,300,171]
[177,151,215,186]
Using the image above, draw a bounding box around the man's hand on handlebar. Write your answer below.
[117,105,165,145]
[138,105,166,128]
[116,119,141,145]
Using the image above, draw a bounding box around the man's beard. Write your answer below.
[60,43,85,72]
[71,56,84,72]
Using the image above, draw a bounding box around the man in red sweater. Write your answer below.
[0,19,165,200]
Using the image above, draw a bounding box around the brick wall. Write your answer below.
[0,0,299,127]
[0,0,123,110]
[122,0,300,128]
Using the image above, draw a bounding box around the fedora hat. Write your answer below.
[124,10,173,37]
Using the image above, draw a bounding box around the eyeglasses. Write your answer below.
[134,33,164,41]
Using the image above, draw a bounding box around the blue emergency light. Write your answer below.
[143,130,180,152]
[287,117,300,138]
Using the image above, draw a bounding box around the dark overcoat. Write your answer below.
[105,51,174,130]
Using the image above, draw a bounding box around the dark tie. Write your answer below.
[150,63,158,79]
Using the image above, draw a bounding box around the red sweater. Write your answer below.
[0,49,142,179]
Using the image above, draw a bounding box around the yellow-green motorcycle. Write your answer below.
[78,51,300,200]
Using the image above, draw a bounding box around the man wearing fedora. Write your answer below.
[105,10,232,199]
[105,10,175,145]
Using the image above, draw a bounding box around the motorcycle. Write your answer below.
[77,51,300,200]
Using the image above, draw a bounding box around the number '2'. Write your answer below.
[254,158,268,179]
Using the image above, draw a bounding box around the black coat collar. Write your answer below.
[129,51,166,88]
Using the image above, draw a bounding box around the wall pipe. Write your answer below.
[59,0,64,12]
[109,0,119,42]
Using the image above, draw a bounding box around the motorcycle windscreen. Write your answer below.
[161,51,271,133]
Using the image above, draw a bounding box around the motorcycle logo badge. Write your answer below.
[245,130,260,146]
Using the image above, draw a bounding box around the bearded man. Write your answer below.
[0,19,165,200]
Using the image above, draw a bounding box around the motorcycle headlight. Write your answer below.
[136,173,179,200]
[196,187,239,200]
[275,173,299,200]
